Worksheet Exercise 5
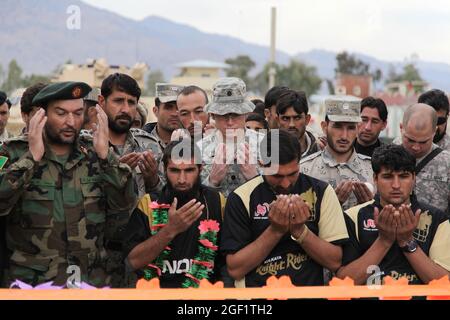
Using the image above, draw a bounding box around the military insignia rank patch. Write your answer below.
[0,156,8,169]
[72,86,82,98]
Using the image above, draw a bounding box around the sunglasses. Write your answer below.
[437,116,448,126]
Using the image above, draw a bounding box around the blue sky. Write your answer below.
[82,0,450,64]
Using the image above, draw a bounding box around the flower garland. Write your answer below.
[142,201,220,288]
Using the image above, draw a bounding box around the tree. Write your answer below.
[278,60,322,95]
[252,59,322,96]
[144,70,165,96]
[225,55,256,85]
[386,63,423,83]
[335,51,370,76]
[0,64,5,88]
[335,51,383,89]
[1,59,23,94]
[251,63,281,94]
[21,74,51,88]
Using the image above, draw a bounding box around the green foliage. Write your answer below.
[252,60,322,96]
[225,55,256,85]
[144,70,165,96]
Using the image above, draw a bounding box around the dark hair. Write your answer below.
[154,97,177,109]
[20,83,48,114]
[162,138,202,169]
[251,100,266,117]
[276,90,308,116]
[259,129,301,166]
[418,89,449,114]
[372,144,416,175]
[101,73,141,101]
[179,85,209,104]
[0,91,11,110]
[361,96,388,121]
[264,86,289,109]
[246,112,269,130]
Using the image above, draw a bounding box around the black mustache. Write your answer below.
[116,115,132,121]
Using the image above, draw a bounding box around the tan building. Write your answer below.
[171,59,229,93]
[53,58,148,89]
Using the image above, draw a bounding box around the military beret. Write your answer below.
[32,81,92,107]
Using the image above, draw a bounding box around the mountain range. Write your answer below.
[2,0,450,92]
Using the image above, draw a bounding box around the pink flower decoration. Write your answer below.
[185,273,200,284]
[198,219,220,234]
[199,239,218,251]
[147,264,162,276]
[192,260,214,269]
[149,202,171,209]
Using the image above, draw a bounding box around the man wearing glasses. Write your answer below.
[400,103,450,216]
[418,89,450,152]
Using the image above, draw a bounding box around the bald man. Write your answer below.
[400,103,450,215]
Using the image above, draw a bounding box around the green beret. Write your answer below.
[32,81,92,107]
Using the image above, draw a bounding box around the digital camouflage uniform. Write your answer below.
[199,77,258,197]
[145,83,185,192]
[0,135,136,288]
[300,148,373,210]
[436,133,450,152]
[300,96,374,211]
[199,129,264,198]
[414,144,450,215]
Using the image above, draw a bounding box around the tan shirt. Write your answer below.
[300,147,373,210]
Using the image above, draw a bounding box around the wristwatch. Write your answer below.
[400,239,417,253]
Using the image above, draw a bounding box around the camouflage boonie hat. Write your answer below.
[325,96,362,122]
[83,87,101,103]
[155,83,184,103]
[205,77,255,115]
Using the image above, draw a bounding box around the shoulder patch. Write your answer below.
[300,150,322,163]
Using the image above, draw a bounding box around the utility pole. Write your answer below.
[268,6,277,88]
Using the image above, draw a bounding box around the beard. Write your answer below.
[108,114,132,134]
[434,126,447,143]
[165,175,202,206]
[45,124,78,145]
[327,134,353,154]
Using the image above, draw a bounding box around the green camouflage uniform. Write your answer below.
[0,135,136,288]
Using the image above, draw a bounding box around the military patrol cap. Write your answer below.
[205,77,255,115]
[325,96,362,122]
[155,83,184,103]
[32,81,92,107]
[83,87,101,103]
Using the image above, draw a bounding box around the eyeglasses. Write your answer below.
[437,116,448,126]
